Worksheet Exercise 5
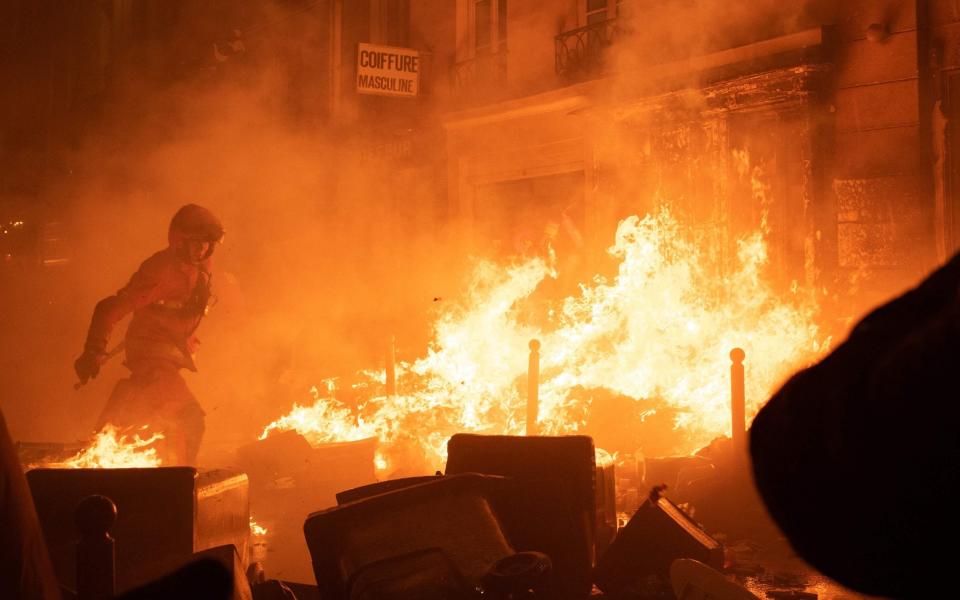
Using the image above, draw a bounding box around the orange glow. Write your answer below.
[261,206,827,471]
[250,517,268,537]
[596,448,615,468]
[35,424,164,469]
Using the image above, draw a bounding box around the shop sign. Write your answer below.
[356,43,420,97]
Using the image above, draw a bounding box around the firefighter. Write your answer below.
[73,204,225,466]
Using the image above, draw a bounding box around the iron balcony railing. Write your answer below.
[555,17,623,79]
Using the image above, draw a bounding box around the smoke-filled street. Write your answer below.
[2,2,958,599]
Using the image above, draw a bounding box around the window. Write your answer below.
[454,0,508,91]
[473,0,506,55]
[371,0,410,46]
[586,0,607,25]
[475,0,491,50]
[584,0,623,26]
[386,0,410,46]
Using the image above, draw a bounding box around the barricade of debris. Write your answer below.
[20,431,873,600]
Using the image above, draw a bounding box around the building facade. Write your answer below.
[417,1,959,316]
[325,0,960,317]
[6,1,960,317]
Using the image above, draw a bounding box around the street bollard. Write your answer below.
[386,335,396,397]
[527,339,541,436]
[729,347,747,466]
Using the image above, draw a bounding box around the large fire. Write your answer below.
[261,202,828,472]
[36,424,164,469]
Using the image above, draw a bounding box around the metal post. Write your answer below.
[527,339,541,436]
[76,494,117,600]
[729,348,747,465]
[386,335,396,396]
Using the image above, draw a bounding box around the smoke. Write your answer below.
[3,0,849,458]
[1,2,466,453]
[614,0,832,69]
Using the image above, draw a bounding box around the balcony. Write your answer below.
[452,49,508,100]
[555,18,623,80]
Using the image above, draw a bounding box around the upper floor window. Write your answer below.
[584,0,622,26]
[558,0,626,79]
[473,0,507,55]
[454,0,507,97]
[371,0,410,46]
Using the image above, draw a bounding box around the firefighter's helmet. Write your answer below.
[168,204,224,261]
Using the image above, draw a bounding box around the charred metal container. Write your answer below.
[237,432,379,583]
[27,467,249,593]
[304,472,514,600]
[15,440,86,466]
[594,488,723,596]
[335,475,441,505]
[445,434,597,600]
[236,432,377,492]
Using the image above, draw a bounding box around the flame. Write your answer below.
[596,448,616,468]
[262,204,827,470]
[260,382,378,443]
[250,517,268,537]
[36,424,164,469]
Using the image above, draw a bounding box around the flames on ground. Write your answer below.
[35,424,164,469]
[261,204,829,473]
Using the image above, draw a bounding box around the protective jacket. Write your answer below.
[83,204,222,370]
[85,249,212,371]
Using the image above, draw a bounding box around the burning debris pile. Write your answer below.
[261,208,827,472]
[11,199,865,600]
[13,190,835,598]
[294,433,795,599]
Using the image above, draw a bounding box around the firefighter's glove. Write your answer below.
[74,351,104,385]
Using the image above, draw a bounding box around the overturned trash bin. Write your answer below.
[595,486,724,596]
[303,472,514,600]
[28,467,249,594]
[335,475,441,505]
[445,434,597,600]
[237,432,378,582]
[348,548,472,600]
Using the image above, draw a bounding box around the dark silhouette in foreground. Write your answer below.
[116,559,232,600]
[0,408,60,600]
[751,252,960,598]
[2,406,234,600]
